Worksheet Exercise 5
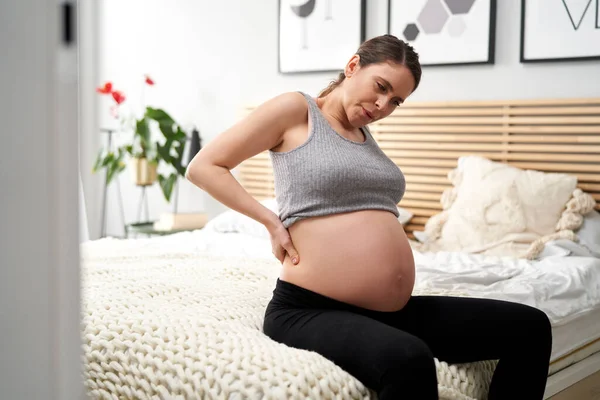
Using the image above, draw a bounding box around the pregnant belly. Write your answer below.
[280,210,416,312]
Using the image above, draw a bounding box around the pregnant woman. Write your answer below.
[186,34,552,399]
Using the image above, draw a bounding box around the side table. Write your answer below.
[125,222,200,238]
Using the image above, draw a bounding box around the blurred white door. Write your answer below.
[0,0,84,398]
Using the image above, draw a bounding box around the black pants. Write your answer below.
[263,279,552,400]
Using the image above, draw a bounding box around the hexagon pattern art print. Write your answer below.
[388,0,496,66]
[521,0,600,62]
[279,0,366,73]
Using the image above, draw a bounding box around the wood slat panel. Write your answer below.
[243,159,273,167]
[378,133,600,143]
[238,98,600,237]
[509,162,600,173]
[404,183,449,192]
[386,98,600,107]
[405,224,424,233]
[386,150,600,163]
[384,116,507,125]
[386,157,458,167]
[382,116,600,125]
[405,207,440,217]
[411,217,430,225]
[239,181,273,190]
[392,106,600,116]
[400,166,451,176]
[399,199,441,209]
[580,183,600,192]
[402,192,443,201]
[239,166,273,174]
[508,106,600,115]
[371,125,600,134]
[404,175,450,184]
[239,189,274,198]
[393,108,505,116]
[380,142,600,152]
[237,175,272,183]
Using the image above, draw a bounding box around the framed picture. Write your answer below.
[278,0,366,74]
[387,0,496,66]
[520,0,600,63]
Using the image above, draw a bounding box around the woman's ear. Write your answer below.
[345,54,361,78]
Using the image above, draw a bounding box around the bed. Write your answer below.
[81,97,600,399]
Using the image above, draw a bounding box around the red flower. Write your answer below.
[144,75,155,85]
[111,90,126,104]
[96,81,113,94]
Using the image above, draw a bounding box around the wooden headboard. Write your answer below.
[236,98,600,237]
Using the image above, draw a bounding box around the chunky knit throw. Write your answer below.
[81,240,496,400]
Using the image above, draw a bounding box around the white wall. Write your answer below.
[91,0,600,238]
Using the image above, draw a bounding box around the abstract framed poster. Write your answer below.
[387,0,496,66]
[278,0,366,74]
[520,0,600,63]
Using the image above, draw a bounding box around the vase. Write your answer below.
[129,157,157,186]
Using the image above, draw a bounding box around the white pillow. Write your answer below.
[577,210,600,255]
[420,156,578,257]
[205,198,413,239]
[397,207,413,225]
[204,199,276,239]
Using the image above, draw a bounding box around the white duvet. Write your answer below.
[108,228,600,329]
[80,228,600,400]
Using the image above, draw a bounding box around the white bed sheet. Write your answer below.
[550,306,600,374]
[410,249,600,365]
[96,227,600,362]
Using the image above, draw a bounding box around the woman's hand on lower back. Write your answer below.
[266,217,300,265]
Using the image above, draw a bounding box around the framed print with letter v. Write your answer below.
[521,0,600,62]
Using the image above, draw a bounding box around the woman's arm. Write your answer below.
[185,91,306,231]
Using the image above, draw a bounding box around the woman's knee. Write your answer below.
[508,303,552,356]
[526,306,552,346]
[379,336,437,384]
[517,305,551,334]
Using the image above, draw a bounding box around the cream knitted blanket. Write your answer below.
[81,240,497,399]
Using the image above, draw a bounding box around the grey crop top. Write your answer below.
[268,91,406,228]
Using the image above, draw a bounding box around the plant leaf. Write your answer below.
[158,173,178,202]
[171,141,186,175]
[156,142,171,164]
[142,106,188,178]
[135,117,151,156]
[104,149,127,185]
[106,160,118,185]
[92,152,104,173]
[173,126,187,141]
[146,107,174,124]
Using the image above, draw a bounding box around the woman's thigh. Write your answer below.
[377,295,552,364]
[263,306,436,393]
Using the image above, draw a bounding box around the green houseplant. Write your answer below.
[93,76,188,202]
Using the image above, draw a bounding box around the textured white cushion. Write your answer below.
[420,156,578,257]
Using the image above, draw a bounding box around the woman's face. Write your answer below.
[342,56,416,127]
